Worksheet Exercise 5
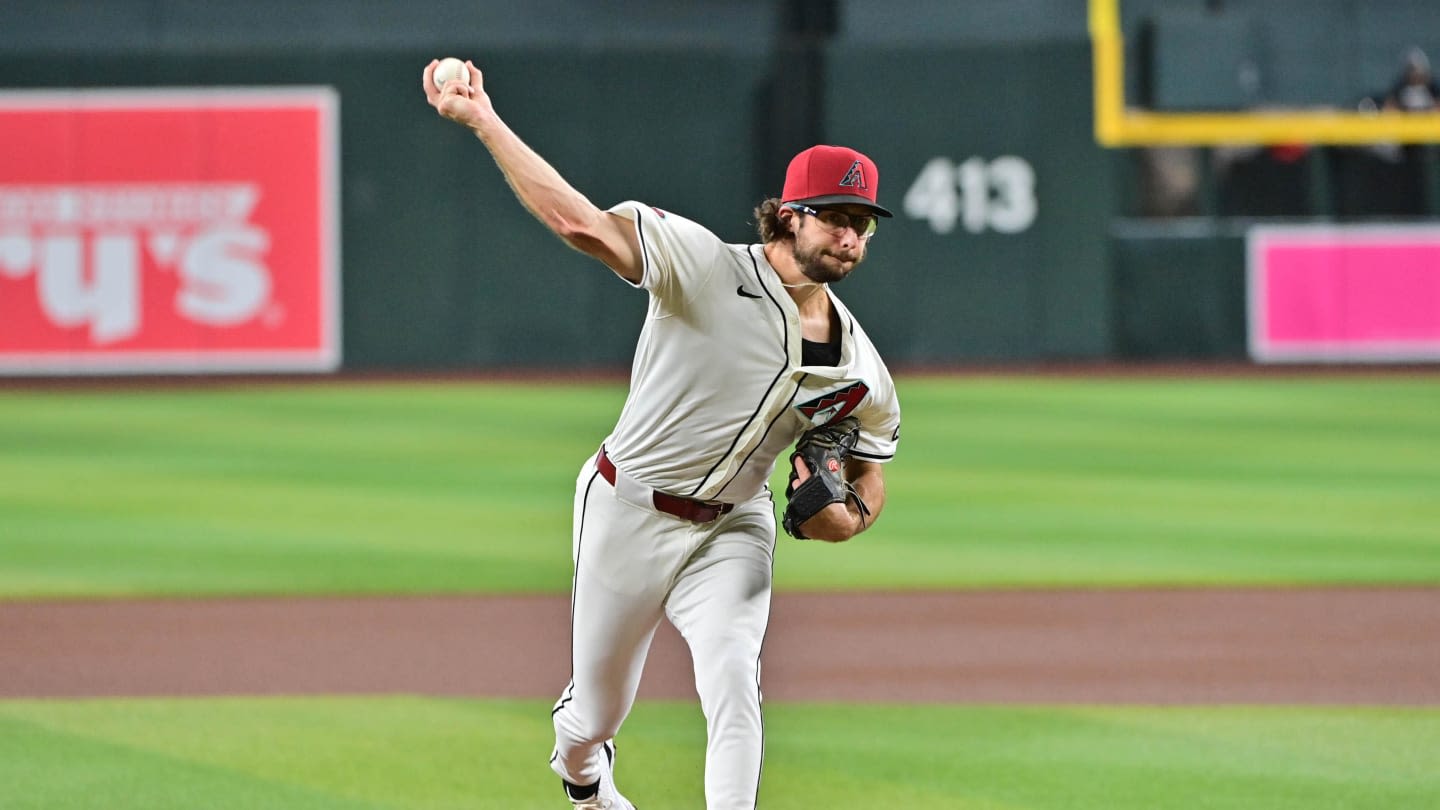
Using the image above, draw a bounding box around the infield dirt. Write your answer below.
[3,587,1437,704]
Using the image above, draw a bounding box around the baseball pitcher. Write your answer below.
[424,58,901,810]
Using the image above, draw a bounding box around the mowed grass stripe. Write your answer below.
[1,376,1437,597]
[1,697,1437,809]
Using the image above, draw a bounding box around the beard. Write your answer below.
[792,238,864,285]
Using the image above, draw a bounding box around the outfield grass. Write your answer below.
[1,375,1437,598]
[3,376,1436,809]
[1,697,1436,809]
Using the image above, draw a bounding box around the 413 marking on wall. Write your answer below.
[903,156,1036,235]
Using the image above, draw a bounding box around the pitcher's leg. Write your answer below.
[549,588,661,787]
[665,505,776,810]
[551,462,673,789]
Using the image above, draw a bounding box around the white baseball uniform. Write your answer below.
[549,200,900,810]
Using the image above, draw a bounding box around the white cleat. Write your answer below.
[563,740,636,810]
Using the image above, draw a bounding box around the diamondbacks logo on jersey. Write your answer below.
[838,160,867,191]
[796,381,869,426]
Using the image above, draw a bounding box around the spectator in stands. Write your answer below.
[1384,47,1440,112]
[1331,47,1440,218]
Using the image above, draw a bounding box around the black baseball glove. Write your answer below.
[782,416,871,539]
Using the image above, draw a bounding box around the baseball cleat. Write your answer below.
[563,740,636,810]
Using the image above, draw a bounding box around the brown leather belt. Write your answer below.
[596,447,735,523]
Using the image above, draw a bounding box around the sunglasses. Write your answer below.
[784,203,878,240]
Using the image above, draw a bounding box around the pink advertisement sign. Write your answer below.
[1248,225,1440,362]
[0,88,339,374]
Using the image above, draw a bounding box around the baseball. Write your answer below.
[433,57,469,91]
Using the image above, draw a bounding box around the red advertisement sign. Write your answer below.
[1248,225,1440,362]
[0,88,339,374]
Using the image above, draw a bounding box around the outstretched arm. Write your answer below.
[422,59,643,283]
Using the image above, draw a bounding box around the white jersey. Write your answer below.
[601,200,901,503]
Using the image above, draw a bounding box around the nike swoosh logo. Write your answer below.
[736,285,763,299]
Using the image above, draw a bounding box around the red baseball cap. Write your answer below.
[781,144,893,217]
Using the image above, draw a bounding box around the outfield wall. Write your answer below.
[2,1,1435,372]
[0,43,1129,370]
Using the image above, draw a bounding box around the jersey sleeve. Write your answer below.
[607,200,727,304]
[852,371,901,463]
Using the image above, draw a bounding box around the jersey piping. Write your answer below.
[553,467,603,718]
[684,246,791,498]
[626,207,650,289]
[713,374,806,501]
[849,447,895,462]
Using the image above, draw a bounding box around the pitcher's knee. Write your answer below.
[553,706,621,750]
[552,688,629,750]
[693,648,762,708]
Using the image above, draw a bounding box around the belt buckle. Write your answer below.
[675,495,718,523]
[695,498,730,522]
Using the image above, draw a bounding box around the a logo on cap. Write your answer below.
[838,160,867,190]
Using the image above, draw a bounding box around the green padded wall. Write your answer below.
[823,41,1116,363]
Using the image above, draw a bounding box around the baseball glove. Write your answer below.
[782,416,870,539]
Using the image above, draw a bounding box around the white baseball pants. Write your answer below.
[550,452,776,810]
